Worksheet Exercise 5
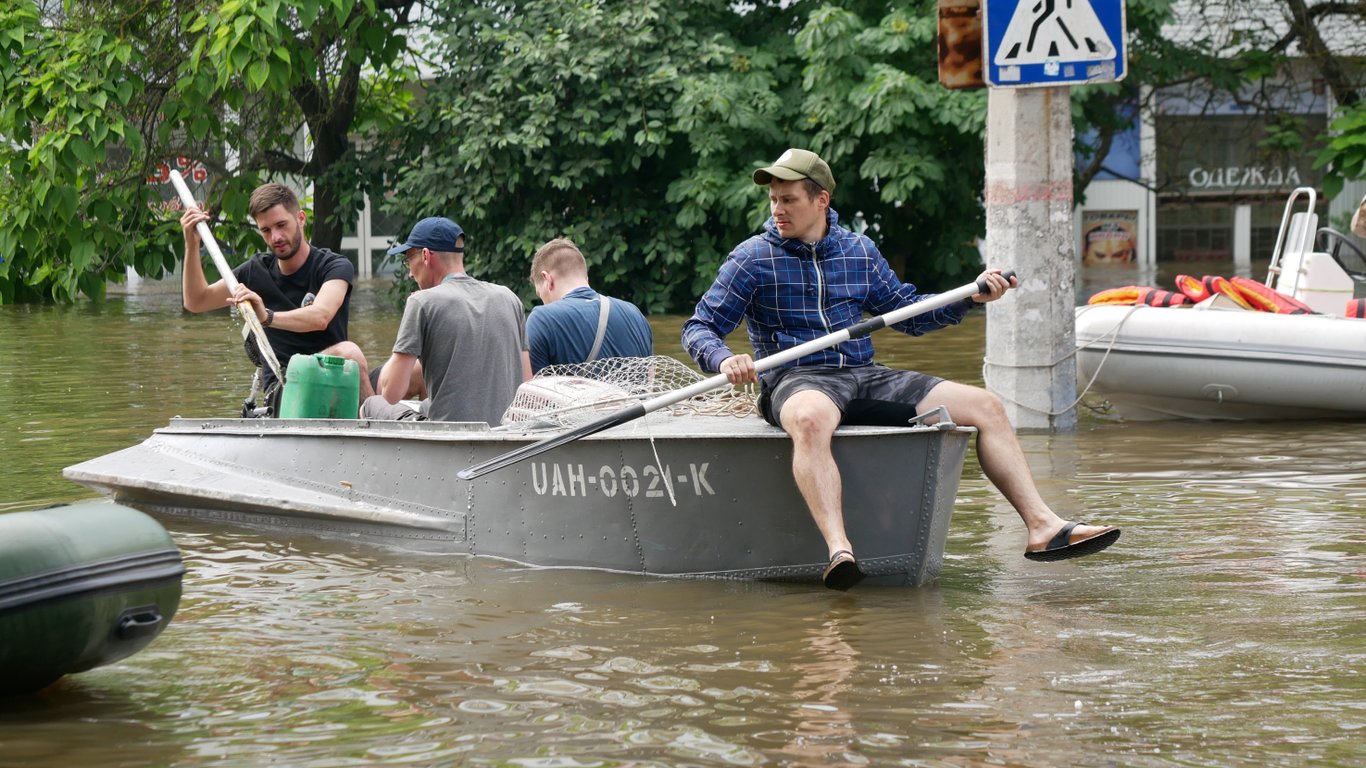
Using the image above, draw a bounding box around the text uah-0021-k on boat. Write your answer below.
[1075,188,1366,421]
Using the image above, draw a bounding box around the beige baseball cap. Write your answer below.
[752,148,836,193]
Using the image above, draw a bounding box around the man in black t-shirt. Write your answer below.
[179,183,372,403]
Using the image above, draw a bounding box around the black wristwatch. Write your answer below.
[263,308,275,327]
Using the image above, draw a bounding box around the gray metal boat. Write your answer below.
[64,415,972,586]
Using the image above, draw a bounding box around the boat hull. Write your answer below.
[1075,304,1366,420]
[65,416,972,586]
[0,502,184,695]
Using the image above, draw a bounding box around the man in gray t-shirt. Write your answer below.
[361,217,530,424]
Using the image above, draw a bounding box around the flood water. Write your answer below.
[1,279,1361,767]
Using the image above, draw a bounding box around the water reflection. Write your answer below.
[1,281,1362,766]
[775,605,860,767]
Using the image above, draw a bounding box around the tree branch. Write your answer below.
[1284,0,1360,107]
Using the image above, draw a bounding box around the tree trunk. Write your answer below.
[291,54,361,252]
[310,174,346,252]
[1284,0,1360,108]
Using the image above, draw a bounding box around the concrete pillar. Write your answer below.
[983,87,1077,432]
[1233,204,1252,276]
[1139,87,1158,271]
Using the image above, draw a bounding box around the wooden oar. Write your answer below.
[457,270,1016,480]
[168,170,284,383]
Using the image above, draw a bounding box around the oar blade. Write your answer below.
[458,402,648,480]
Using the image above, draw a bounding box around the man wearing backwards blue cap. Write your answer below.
[683,148,1120,590]
[361,216,530,424]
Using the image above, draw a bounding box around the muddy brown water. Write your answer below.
[0,279,1360,767]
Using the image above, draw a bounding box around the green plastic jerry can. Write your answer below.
[278,353,360,419]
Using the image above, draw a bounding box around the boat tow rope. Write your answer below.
[981,305,1142,417]
[168,170,285,384]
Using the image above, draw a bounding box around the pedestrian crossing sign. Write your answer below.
[984,0,1127,87]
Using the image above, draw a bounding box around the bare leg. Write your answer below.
[918,380,1114,551]
[322,341,374,400]
[778,390,852,559]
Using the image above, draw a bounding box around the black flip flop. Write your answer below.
[1024,523,1121,562]
[822,550,865,590]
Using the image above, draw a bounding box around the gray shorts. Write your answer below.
[359,394,429,421]
[758,365,944,427]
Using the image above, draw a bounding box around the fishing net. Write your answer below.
[500,355,757,429]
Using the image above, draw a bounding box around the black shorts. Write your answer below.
[758,365,944,427]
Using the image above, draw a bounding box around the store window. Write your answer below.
[1157,203,1231,262]
[1154,114,1326,262]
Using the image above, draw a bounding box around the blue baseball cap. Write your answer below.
[387,216,465,256]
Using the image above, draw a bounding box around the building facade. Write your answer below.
[1075,2,1365,278]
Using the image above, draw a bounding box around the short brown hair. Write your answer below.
[248,183,301,217]
[530,238,588,285]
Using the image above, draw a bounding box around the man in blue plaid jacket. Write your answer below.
[683,148,1120,589]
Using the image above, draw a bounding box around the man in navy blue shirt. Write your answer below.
[683,148,1119,589]
[527,238,652,373]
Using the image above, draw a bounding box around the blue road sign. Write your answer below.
[984,0,1127,87]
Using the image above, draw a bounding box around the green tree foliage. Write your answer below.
[792,2,987,283]
[389,0,785,312]
[1316,106,1366,198]
[183,0,418,250]
[0,0,416,304]
[0,2,158,302]
[392,0,998,311]
[6,0,1356,308]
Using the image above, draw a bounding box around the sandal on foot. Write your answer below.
[1024,522,1121,562]
[822,550,865,590]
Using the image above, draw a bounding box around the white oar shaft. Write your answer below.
[170,172,240,294]
[168,170,284,382]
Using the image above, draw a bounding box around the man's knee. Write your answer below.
[955,385,1008,426]
[779,392,840,441]
[326,341,368,370]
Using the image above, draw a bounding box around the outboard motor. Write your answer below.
[241,333,282,418]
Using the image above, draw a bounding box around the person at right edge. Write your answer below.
[681,148,1121,591]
